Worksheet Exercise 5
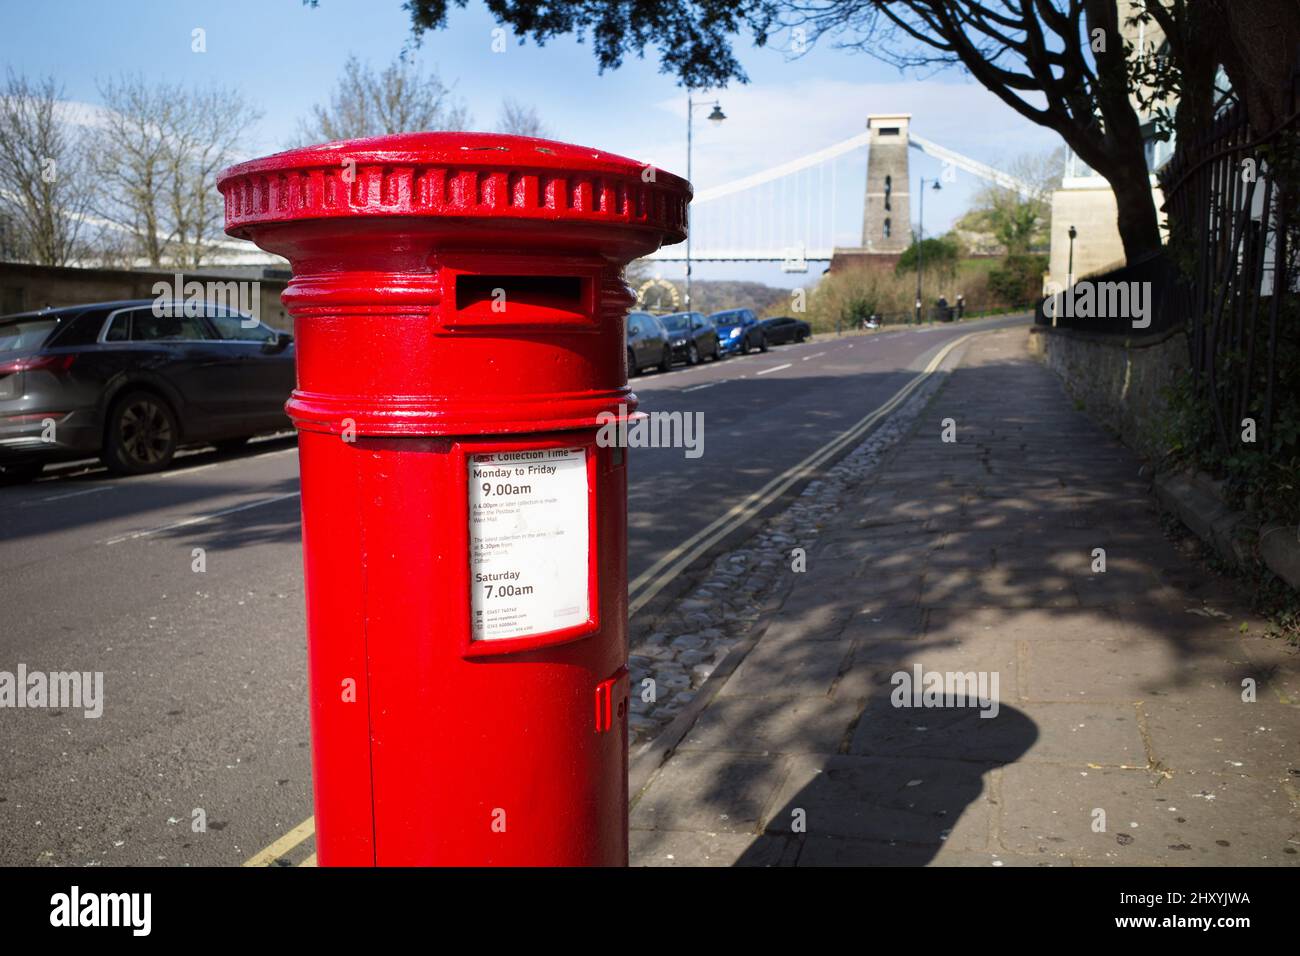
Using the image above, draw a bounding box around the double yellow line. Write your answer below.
[242,815,316,867]
[626,330,975,615]
[244,330,976,866]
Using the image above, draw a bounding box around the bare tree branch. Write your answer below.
[92,76,259,269]
[496,98,550,138]
[0,70,94,266]
[298,54,471,143]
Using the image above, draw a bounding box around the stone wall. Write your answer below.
[1026,324,1186,462]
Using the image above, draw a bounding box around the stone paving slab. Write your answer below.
[1021,638,1190,702]
[850,700,1148,767]
[630,829,797,867]
[629,327,1300,867]
[1142,699,1300,773]
[678,693,863,755]
[838,605,927,644]
[998,763,1299,865]
[630,750,791,835]
[718,635,856,699]
[764,753,995,850]
[793,837,1065,867]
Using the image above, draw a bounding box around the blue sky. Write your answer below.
[1,0,1063,287]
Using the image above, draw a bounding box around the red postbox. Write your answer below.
[218,134,689,866]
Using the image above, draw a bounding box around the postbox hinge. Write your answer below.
[594,667,629,733]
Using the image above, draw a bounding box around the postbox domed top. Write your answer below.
[219,131,690,246]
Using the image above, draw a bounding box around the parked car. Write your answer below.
[659,311,720,365]
[759,316,812,345]
[0,299,294,482]
[709,309,768,356]
[626,311,671,375]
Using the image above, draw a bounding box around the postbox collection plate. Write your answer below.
[469,446,590,641]
[454,434,602,657]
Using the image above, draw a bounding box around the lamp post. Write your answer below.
[685,94,725,310]
[914,176,942,323]
[1067,224,1077,288]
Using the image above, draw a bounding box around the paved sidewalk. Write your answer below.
[629,327,1300,866]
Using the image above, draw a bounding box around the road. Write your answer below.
[0,314,1028,866]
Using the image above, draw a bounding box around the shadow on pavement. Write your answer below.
[630,333,1294,867]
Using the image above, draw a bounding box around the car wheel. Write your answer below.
[687,342,700,366]
[628,348,640,377]
[658,345,673,373]
[213,436,253,453]
[710,341,721,361]
[795,331,808,343]
[0,462,44,485]
[759,334,769,353]
[102,391,179,475]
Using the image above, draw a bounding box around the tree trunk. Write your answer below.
[1216,0,1300,135]
[1104,159,1164,263]
[1064,126,1165,264]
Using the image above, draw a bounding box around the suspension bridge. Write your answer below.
[650,113,1032,271]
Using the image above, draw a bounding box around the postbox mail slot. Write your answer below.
[448,273,593,329]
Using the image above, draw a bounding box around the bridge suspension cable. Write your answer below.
[646,129,1033,267]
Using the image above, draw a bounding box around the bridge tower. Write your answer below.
[861,114,912,254]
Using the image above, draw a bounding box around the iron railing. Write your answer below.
[1159,79,1299,456]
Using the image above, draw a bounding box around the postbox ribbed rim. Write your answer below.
[218,131,691,243]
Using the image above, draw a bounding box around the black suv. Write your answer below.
[0,299,294,482]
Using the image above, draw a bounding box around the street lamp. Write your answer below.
[685,94,725,310]
[1067,224,1077,288]
[914,177,942,323]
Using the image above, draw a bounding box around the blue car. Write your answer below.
[709,308,768,356]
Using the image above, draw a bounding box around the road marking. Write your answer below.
[801,352,826,361]
[633,340,827,386]
[19,444,299,502]
[626,330,976,615]
[242,327,984,868]
[151,445,298,481]
[683,381,724,392]
[102,492,300,545]
[755,363,792,376]
[299,853,317,867]
[243,816,316,867]
[29,485,115,505]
